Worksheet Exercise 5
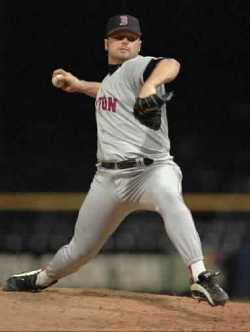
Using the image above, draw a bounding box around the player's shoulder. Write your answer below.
[121,55,156,69]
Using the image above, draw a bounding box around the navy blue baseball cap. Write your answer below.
[106,15,142,37]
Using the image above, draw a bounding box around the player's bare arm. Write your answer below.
[52,68,101,98]
[138,58,180,98]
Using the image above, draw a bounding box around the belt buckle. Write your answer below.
[136,159,143,167]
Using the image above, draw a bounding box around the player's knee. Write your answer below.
[153,187,180,203]
[156,189,189,212]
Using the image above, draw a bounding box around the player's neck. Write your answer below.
[108,64,121,74]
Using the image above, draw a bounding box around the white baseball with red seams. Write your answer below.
[44,55,204,281]
[52,74,64,88]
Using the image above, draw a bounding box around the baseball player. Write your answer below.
[3,15,228,306]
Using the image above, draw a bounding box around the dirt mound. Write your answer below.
[0,288,249,331]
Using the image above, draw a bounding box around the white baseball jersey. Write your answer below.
[95,55,173,162]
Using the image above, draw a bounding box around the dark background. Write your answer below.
[1,0,249,193]
[1,0,250,298]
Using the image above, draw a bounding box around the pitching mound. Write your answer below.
[0,288,249,331]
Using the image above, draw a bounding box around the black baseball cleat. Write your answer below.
[191,271,229,306]
[3,269,57,292]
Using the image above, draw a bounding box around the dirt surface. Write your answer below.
[0,288,249,331]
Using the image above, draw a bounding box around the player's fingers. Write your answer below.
[53,68,67,77]
[63,86,72,92]
[51,74,69,89]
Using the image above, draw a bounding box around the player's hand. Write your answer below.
[138,82,157,99]
[51,69,82,93]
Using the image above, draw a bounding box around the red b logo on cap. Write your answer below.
[120,15,128,26]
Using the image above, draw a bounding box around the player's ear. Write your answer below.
[104,39,108,51]
[137,39,142,53]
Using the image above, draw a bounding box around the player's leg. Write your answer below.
[141,163,203,267]
[44,172,131,281]
[140,163,228,306]
[3,171,132,291]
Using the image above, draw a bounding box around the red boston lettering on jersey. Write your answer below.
[96,96,118,113]
[108,97,117,112]
[102,97,107,110]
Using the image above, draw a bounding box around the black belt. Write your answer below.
[101,158,154,169]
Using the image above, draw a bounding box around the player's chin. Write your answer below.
[118,52,135,61]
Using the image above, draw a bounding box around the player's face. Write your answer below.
[105,31,142,64]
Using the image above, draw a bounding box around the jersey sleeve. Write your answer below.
[121,56,159,91]
[143,58,164,82]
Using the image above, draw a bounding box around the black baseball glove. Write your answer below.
[133,93,172,130]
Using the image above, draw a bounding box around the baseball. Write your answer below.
[52,74,65,88]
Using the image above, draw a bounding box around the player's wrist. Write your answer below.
[70,79,85,93]
[138,82,156,98]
